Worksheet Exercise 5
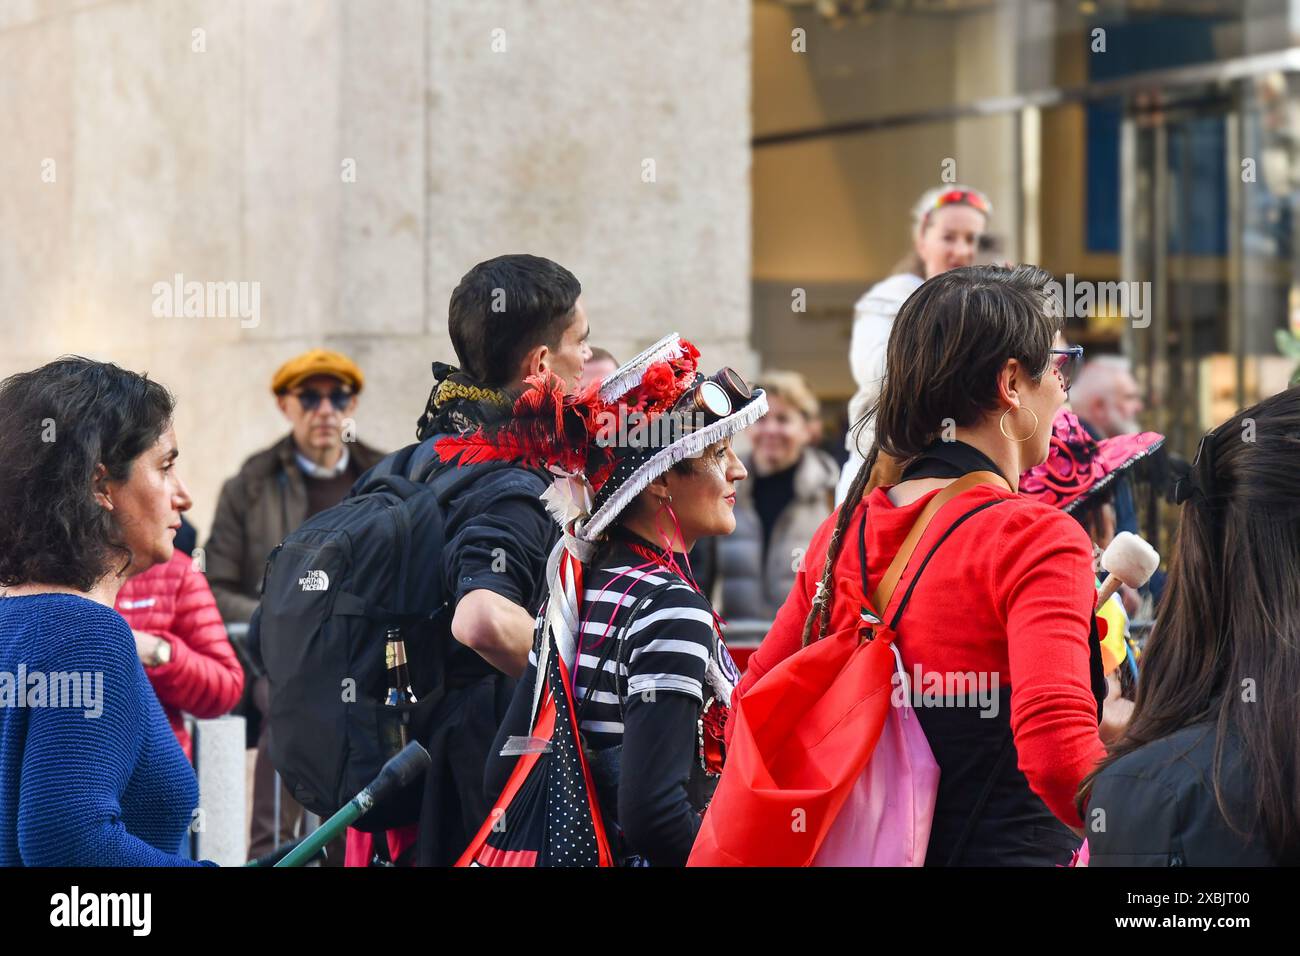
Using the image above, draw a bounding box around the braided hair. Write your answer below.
[800,437,879,646]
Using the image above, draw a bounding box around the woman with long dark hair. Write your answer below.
[0,357,209,866]
[1081,387,1300,866]
[730,265,1104,866]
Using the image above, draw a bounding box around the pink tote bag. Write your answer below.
[811,643,940,866]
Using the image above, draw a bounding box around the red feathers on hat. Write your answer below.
[435,372,595,474]
[434,343,700,494]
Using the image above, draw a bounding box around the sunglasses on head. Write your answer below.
[294,387,353,412]
[1049,346,1084,390]
[922,188,991,225]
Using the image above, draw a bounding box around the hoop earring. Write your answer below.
[999,405,1039,443]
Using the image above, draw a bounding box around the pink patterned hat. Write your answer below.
[1019,409,1164,513]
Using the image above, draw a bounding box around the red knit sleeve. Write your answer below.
[734,509,838,703]
[145,559,245,719]
[995,504,1105,829]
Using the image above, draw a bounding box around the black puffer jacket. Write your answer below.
[1086,722,1278,866]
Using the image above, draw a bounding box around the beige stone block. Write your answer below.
[69,0,243,356]
[426,0,751,350]
[318,329,446,454]
[240,0,342,343]
[136,331,441,538]
[0,14,73,351]
[1,0,754,547]
[337,0,426,338]
[0,0,108,34]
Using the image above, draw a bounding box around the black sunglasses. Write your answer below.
[1049,346,1084,390]
[294,387,353,412]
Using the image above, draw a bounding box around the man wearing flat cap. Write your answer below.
[204,348,384,860]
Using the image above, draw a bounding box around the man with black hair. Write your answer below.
[404,253,591,865]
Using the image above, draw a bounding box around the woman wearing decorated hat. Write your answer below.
[435,335,766,866]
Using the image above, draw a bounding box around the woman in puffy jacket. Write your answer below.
[116,551,245,762]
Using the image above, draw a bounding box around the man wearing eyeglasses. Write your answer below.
[204,348,385,860]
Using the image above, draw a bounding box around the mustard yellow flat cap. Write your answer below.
[271,349,365,395]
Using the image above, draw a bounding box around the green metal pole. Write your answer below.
[271,792,372,868]
[252,741,431,869]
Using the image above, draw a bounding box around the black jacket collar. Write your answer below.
[900,439,1008,485]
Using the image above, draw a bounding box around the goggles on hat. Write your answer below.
[673,367,754,423]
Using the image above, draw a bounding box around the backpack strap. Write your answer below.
[411,436,545,506]
[351,443,419,492]
[423,460,512,506]
[864,470,1011,624]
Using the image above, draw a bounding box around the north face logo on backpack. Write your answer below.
[298,569,329,592]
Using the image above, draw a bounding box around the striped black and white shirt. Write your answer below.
[524,541,734,750]
[489,538,738,865]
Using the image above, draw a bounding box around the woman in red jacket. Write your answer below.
[116,550,245,763]
[737,264,1105,866]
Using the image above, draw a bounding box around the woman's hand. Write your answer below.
[132,630,164,666]
[1119,583,1142,617]
[1099,674,1133,744]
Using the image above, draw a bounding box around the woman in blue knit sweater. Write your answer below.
[0,357,210,866]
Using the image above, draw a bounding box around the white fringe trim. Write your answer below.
[1062,436,1165,514]
[579,389,768,542]
[598,333,683,403]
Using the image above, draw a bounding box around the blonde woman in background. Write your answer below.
[717,371,838,622]
[837,186,992,502]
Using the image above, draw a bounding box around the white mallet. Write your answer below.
[1095,531,1160,611]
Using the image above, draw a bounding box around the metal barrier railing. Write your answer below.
[219,621,321,863]
[719,619,772,648]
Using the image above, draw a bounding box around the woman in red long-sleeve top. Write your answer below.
[737,265,1106,866]
[116,551,245,762]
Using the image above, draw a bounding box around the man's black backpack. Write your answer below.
[254,440,504,831]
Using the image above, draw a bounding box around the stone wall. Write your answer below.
[0,0,753,536]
